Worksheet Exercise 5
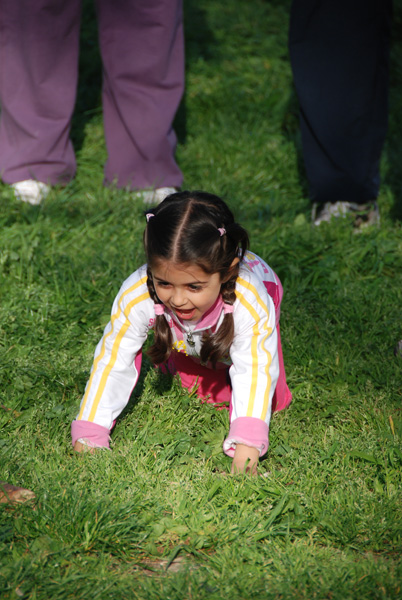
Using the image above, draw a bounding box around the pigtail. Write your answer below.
[200,262,239,368]
[224,222,249,261]
[199,220,248,366]
[146,266,173,365]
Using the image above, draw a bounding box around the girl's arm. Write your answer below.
[224,279,280,463]
[72,268,152,449]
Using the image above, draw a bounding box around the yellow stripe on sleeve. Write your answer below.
[237,276,273,321]
[235,277,273,420]
[78,277,148,421]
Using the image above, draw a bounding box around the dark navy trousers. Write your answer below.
[0,0,184,190]
[289,0,393,204]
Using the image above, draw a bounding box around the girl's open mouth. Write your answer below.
[175,308,196,320]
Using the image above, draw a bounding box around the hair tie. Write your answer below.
[146,213,155,222]
[223,303,234,314]
[154,304,165,315]
[218,227,226,236]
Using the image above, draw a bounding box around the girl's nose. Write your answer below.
[171,288,186,307]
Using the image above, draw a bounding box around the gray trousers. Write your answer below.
[0,0,184,190]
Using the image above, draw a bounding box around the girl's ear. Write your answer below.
[221,257,240,283]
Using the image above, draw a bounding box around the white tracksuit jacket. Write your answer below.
[72,252,282,456]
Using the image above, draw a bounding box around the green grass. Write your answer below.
[1,0,402,598]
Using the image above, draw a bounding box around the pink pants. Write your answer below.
[163,274,292,414]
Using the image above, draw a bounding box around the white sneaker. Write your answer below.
[12,180,50,205]
[135,186,178,205]
[312,200,380,228]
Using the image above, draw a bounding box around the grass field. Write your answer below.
[1,1,402,598]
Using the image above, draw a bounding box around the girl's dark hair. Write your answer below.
[144,190,249,367]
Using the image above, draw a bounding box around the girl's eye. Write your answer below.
[156,281,170,288]
[189,284,201,291]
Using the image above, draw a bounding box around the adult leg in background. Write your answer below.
[95,0,184,191]
[289,0,392,223]
[0,0,81,187]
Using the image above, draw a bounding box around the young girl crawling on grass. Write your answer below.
[72,191,292,474]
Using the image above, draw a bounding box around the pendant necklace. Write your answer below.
[183,324,196,347]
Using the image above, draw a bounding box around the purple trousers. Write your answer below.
[0,0,184,189]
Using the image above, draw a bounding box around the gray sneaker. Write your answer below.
[312,200,380,228]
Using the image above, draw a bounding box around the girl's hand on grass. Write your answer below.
[231,444,259,476]
[74,440,97,454]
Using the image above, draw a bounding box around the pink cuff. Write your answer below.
[223,417,269,457]
[71,420,111,448]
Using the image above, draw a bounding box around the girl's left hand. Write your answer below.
[73,440,97,454]
[231,444,259,476]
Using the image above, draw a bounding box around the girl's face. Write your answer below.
[151,260,223,322]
